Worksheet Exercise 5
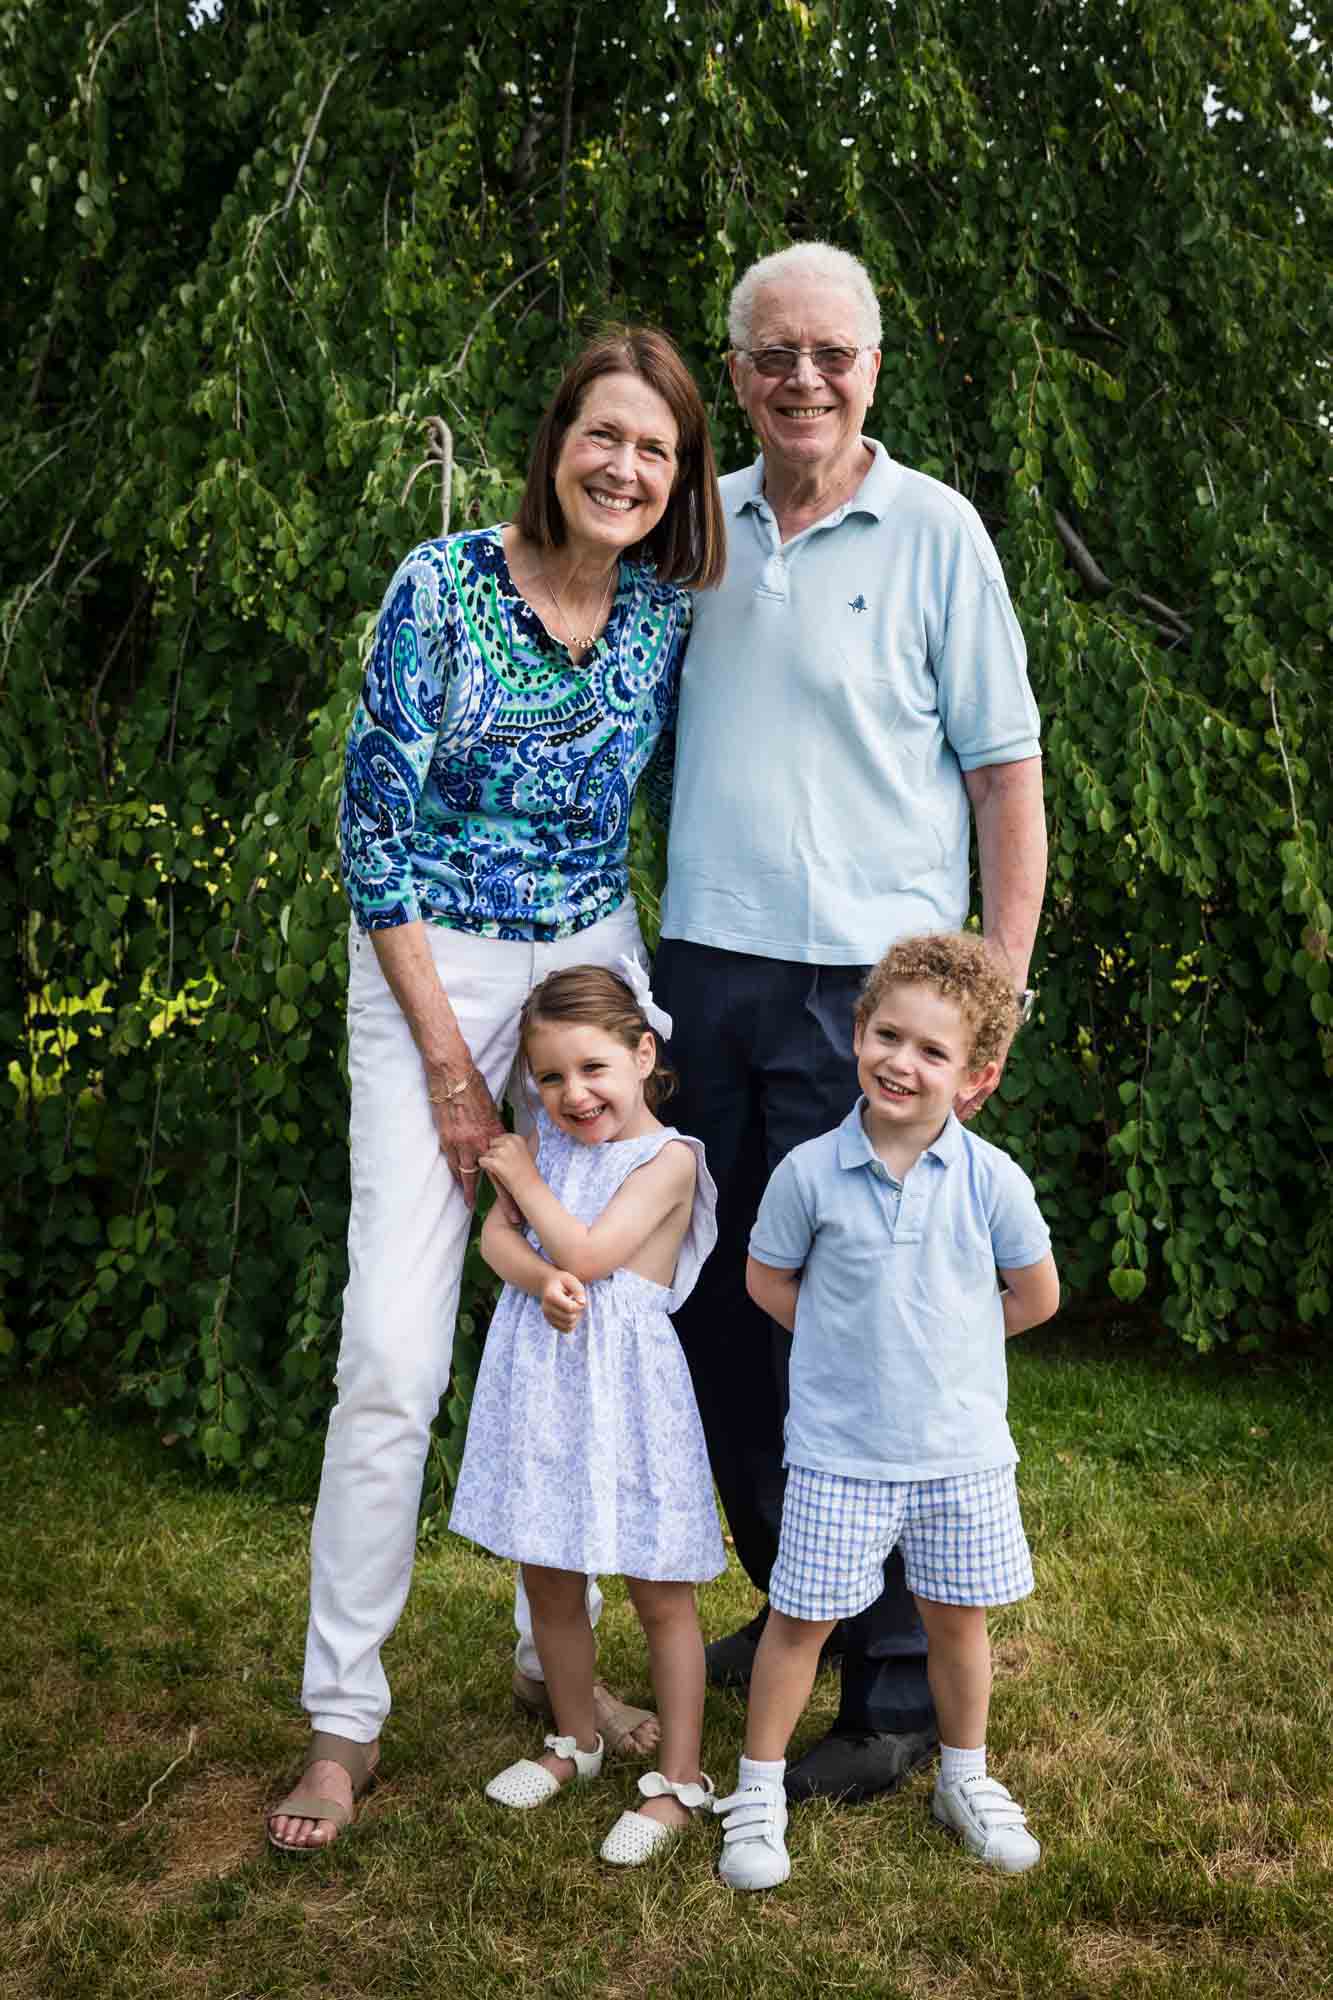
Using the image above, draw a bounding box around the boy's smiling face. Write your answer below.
[853,980,997,1149]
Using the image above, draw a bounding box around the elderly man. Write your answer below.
[653,242,1046,1804]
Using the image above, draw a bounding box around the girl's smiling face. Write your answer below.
[524,1018,657,1146]
[853,981,995,1145]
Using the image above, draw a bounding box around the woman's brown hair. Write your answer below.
[518,965,677,1111]
[514,327,725,589]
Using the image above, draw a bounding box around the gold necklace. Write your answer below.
[541,563,616,654]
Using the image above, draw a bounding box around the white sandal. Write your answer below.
[485,1732,605,1810]
[599,1770,716,1866]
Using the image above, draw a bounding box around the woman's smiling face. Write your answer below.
[552,371,680,561]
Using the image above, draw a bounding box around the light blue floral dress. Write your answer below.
[449,1113,725,1582]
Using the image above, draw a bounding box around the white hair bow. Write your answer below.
[618,951,673,1041]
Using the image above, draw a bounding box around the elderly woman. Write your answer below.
[267,328,724,1852]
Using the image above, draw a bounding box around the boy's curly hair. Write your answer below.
[855,932,1019,1070]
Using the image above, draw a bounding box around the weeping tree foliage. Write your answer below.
[4,0,1330,1490]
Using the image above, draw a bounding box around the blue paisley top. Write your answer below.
[339,527,690,938]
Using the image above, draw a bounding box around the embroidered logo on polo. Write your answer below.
[848,594,868,613]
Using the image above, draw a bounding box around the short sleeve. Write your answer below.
[749,1154,816,1271]
[988,1154,1051,1271]
[933,566,1041,773]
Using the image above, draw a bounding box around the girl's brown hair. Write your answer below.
[514,326,725,589]
[856,932,1019,1069]
[518,965,677,1111]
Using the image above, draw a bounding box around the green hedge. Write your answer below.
[4,0,1329,1498]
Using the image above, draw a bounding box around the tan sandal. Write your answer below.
[265,1731,379,1854]
[593,1679,659,1760]
[511,1669,659,1760]
[512,1666,556,1725]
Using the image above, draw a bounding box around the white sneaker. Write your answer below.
[932,1774,1041,1873]
[714,1780,791,1891]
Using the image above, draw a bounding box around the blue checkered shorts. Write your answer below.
[768,1463,1034,1620]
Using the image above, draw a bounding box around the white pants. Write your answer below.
[302,903,643,1741]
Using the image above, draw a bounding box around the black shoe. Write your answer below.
[784,1726,938,1805]
[703,1605,770,1688]
[704,1607,846,1691]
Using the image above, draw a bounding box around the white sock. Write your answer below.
[738,1754,785,1790]
[940,1743,986,1788]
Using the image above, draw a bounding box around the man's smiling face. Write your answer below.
[729,276,880,480]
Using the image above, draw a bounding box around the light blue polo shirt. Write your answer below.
[660,441,1040,965]
[749,1101,1051,1481]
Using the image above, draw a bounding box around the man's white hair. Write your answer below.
[728,242,883,350]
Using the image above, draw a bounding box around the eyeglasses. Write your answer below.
[734,345,869,379]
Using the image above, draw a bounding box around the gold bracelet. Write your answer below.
[427,1070,473,1105]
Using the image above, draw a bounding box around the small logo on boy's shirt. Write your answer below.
[848,594,868,613]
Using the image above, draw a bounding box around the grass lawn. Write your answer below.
[3,1326,1331,1999]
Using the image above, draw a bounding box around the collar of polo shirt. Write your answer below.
[835,1097,964,1175]
[733,438,900,527]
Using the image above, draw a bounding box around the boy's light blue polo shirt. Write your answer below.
[660,441,1040,965]
[749,1101,1051,1481]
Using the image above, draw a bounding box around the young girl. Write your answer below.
[448,961,723,1866]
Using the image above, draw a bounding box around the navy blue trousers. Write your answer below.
[654,939,934,1736]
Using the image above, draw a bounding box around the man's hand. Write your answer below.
[955,996,1017,1122]
[541,1270,587,1334]
[428,1066,506,1210]
[955,1058,1007,1123]
[955,928,1032,1124]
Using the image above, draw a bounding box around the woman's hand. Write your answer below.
[428,1064,506,1211]
[541,1270,587,1334]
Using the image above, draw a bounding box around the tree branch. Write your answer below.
[1052,508,1192,641]
[1,509,84,686]
[1052,508,1113,595]
[1032,265,1127,348]
[281,64,345,218]
[85,7,143,101]
[401,417,453,536]
[87,582,152,792]
[442,256,556,380]
[557,9,582,326]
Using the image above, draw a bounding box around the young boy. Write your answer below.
[714,933,1060,1888]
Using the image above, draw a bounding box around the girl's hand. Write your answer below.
[478,1131,540,1199]
[541,1270,587,1334]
